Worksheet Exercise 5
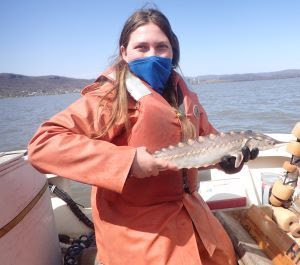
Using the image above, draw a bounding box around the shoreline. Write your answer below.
[1,76,300,99]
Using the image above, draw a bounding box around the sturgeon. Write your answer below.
[153,130,285,169]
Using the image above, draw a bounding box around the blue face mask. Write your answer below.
[128,56,172,94]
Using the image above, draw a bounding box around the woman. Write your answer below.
[28,8,254,265]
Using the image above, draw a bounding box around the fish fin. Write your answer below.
[234,152,244,168]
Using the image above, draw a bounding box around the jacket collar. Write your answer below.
[82,68,182,102]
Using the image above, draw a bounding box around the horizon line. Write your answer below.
[1,68,300,80]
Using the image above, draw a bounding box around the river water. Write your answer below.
[1,77,299,152]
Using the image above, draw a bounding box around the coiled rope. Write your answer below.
[63,232,96,265]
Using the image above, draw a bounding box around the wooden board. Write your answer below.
[214,206,300,265]
[214,211,272,265]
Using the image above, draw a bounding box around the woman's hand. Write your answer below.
[219,146,259,174]
[130,147,178,178]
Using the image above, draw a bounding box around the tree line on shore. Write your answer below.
[1,69,300,98]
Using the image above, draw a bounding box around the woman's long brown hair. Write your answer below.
[96,8,195,141]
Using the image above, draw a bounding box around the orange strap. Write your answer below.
[0,181,48,238]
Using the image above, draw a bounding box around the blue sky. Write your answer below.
[0,0,299,78]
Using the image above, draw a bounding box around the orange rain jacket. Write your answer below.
[28,69,236,265]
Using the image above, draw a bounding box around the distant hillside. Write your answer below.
[186,69,300,85]
[1,69,300,98]
[0,73,93,98]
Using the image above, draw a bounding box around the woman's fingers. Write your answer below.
[130,147,178,178]
[156,159,178,171]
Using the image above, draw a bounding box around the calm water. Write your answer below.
[191,77,300,133]
[1,77,300,152]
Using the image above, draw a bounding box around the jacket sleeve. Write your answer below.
[27,88,136,194]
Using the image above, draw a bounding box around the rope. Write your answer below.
[49,184,94,230]
[64,232,96,265]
